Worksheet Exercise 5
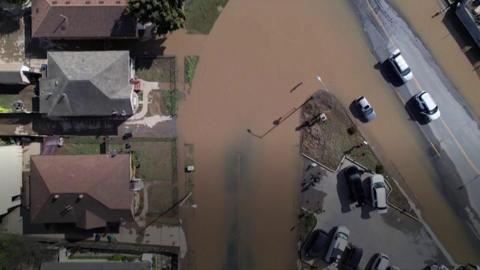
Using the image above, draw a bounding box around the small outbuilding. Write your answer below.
[0,63,31,85]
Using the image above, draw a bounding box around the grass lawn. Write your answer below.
[0,95,18,112]
[161,89,178,116]
[146,182,179,218]
[135,57,176,83]
[184,55,199,88]
[110,138,177,182]
[301,91,380,171]
[185,0,229,34]
[56,137,103,155]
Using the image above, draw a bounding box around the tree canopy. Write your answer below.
[126,0,185,35]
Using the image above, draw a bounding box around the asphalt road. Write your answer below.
[302,159,448,269]
[350,0,480,240]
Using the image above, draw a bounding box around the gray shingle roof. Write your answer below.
[39,51,134,117]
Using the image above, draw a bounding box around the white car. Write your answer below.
[371,253,390,270]
[414,91,441,122]
[355,96,376,122]
[370,174,388,214]
[325,226,350,263]
[388,49,413,82]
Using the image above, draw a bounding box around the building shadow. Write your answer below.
[405,96,431,125]
[32,117,124,135]
[336,170,352,213]
[441,8,480,72]
[0,9,21,35]
[373,61,405,87]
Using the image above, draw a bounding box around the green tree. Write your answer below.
[127,0,185,35]
[0,234,56,269]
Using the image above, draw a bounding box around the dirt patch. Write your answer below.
[146,90,163,116]
[301,91,379,171]
[110,138,177,182]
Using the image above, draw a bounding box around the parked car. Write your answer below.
[354,96,376,122]
[414,91,441,122]
[344,166,366,207]
[305,230,330,259]
[370,174,388,214]
[339,244,363,270]
[425,264,449,270]
[388,49,413,82]
[325,226,350,263]
[370,253,390,270]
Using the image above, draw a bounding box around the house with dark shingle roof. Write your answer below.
[29,154,134,230]
[39,51,138,118]
[31,0,138,39]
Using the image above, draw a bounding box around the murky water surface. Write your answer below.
[175,0,480,268]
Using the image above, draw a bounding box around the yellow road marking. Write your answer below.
[366,0,480,170]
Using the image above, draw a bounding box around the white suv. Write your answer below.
[414,91,441,122]
[370,174,388,214]
[325,226,350,263]
[388,49,413,82]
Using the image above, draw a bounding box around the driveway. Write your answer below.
[302,159,449,269]
[350,0,480,261]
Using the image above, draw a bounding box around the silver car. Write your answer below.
[325,226,350,263]
[355,96,376,122]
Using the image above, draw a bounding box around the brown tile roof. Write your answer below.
[30,154,133,229]
[31,0,137,39]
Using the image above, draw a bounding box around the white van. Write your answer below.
[324,226,350,263]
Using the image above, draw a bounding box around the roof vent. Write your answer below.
[99,0,103,3]
[52,0,57,4]
[65,1,70,4]
[85,0,90,4]
[77,194,84,200]
[52,194,60,201]
[116,0,120,3]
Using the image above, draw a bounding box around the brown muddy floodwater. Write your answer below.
[391,0,480,119]
[176,0,480,268]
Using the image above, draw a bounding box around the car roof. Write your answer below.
[419,91,437,110]
[371,174,385,184]
[393,53,409,72]
[375,187,387,208]
[356,96,369,107]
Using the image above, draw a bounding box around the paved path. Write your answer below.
[128,80,159,121]
[352,0,480,262]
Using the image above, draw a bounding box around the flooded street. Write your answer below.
[175,0,480,268]
[391,0,480,118]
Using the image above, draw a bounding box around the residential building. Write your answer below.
[39,51,138,118]
[28,154,134,230]
[456,0,480,48]
[31,0,138,39]
[0,145,23,216]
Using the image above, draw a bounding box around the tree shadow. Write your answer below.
[441,8,480,72]
[0,9,21,35]
[336,170,352,213]
[373,61,405,87]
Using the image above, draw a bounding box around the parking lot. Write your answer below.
[300,159,449,269]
